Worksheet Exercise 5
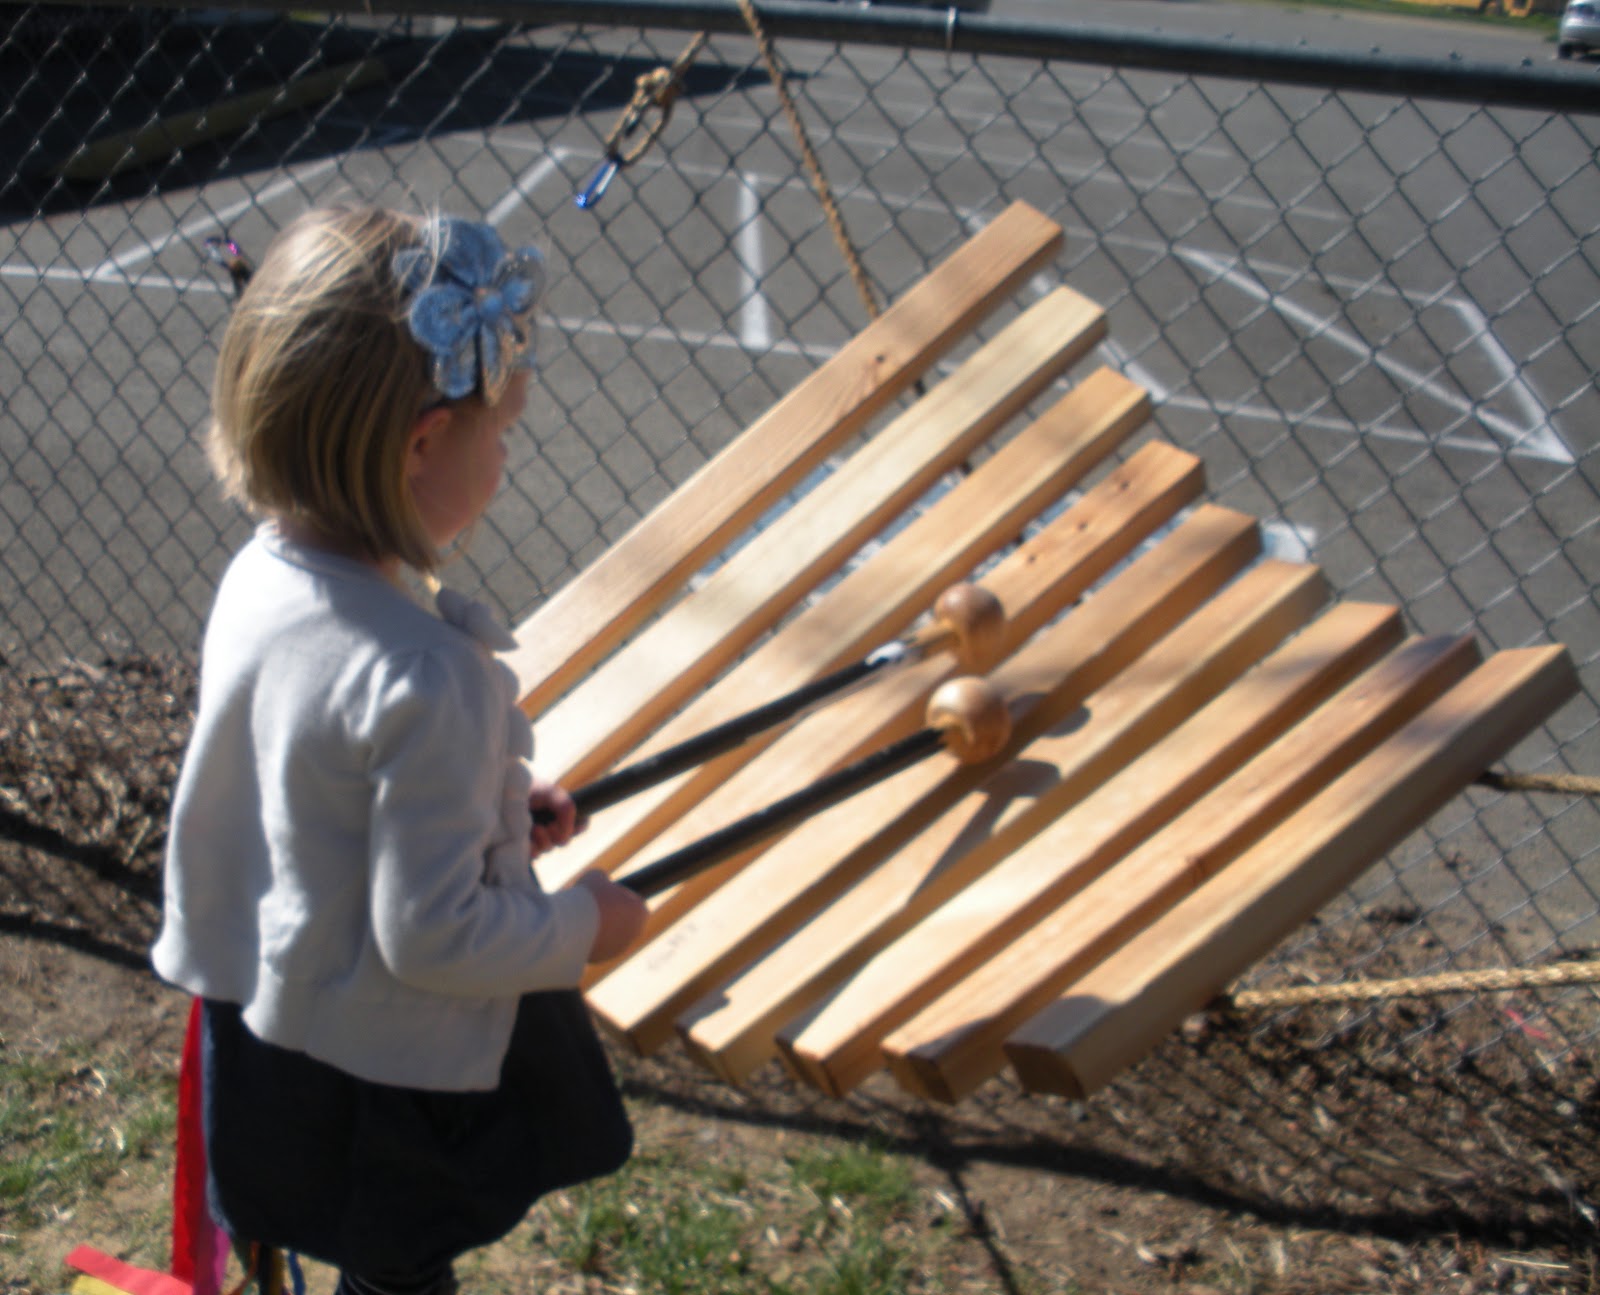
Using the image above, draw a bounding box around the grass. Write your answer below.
[0,1033,983,1295]
[0,1063,968,1295]
[538,1157,755,1293]
[520,1134,955,1295]
[0,1043,177,1290]
[786,1142,926,1295]
[786,1141,918,1215]
[0,1045,176,1231]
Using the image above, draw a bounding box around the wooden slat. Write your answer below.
[584,441,1205,1053]
[1004,646,1578,1102]
[687,597,1403,1086]
[537,367,1149,894]
[775,555,1349,1098]
[582,505,1262,993]
[509,200,1065,716]
[882,632,1481,1103]
[528,285,1106,791]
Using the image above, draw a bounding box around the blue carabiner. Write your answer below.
[576,156,622,210]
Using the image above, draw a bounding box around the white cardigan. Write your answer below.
[152,526,599,1091]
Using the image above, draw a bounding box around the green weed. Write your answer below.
[0,1046,176,1229]
[533,1152,767,1293]
[787,1143,923,1295]
[528,1137,944,1295]
[786,1141,917,1220]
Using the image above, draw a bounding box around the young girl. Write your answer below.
[152,205,648,1295]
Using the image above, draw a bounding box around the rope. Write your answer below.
[1224,958,1600,1011]
[600,32,708,168]
[734,0,883,321]
[1475,768,1600,796]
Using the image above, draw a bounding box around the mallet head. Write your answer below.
[926,675,1011,764]
[931,583,1006,673]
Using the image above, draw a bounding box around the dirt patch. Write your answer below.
[2,656,1597,1294]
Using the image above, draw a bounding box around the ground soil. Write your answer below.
[2,656,1597,1294]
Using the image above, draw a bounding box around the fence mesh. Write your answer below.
[2,0,1596,1250]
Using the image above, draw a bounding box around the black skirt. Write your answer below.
[200,993,633,1277]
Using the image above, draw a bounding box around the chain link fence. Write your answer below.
[2,0,1597,1250]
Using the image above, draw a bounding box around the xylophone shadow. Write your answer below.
[607,982,1597,1263]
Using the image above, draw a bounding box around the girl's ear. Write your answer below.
[405,405,455,486]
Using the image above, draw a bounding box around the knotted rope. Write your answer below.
[1225,766,1599,1012]
[1476,769,1600,796]
[600,32,708,169]
[734,0,882,321]
[1224,958,1600,1011]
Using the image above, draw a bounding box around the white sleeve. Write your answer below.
[359,645,599,996]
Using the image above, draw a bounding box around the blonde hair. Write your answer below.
[208,204,449,572]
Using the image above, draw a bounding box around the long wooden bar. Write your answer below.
[1004,647,1578,1101]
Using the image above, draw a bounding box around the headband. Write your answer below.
[393,218,546,406]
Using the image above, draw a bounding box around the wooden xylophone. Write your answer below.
[509,201,1577,1106]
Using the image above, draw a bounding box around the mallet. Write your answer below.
[539,584,1005,824]
[615,675,1012,898]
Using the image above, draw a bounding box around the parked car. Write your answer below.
[1558,0,1600,58]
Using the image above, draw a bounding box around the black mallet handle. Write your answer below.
[571,652,889,819]
[536,583,1005,825]
[616,675,1011,899]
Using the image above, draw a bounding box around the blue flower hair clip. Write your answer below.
[393,218,546,406]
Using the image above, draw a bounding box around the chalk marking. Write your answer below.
[0,265,230,297]
[1262,521,1318,563]
[547,312,830,363]
[1097,337,1171,403]
[488,149,567,227]
[1443,296,1568,462]
[100,159,340,279]
[737,173,773,351]
[1177,246,1569,464]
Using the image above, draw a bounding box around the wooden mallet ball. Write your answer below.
[908,583,1007,673]
[926,675,1012,763]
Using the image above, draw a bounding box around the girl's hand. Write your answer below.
[574,870,649,963]
[528,777,582,858]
